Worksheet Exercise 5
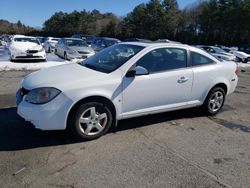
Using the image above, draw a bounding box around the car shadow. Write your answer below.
[0,107,204,152]
[1,105,245,152]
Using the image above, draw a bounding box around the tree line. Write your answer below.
[0,20,36,35]
[1,0,250,45]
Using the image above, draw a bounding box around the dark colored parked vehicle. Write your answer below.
[238,45,250,54]
[91,37,121,52]
[124,38,152,43]
[71,34,96,45]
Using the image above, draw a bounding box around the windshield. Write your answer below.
[214,47,226,53]
[106,40,120,47]
[14,37,40,44]
[65,39,88,47]
[51,39,59,42]
[82,44,144,73]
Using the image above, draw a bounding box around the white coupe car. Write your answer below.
[16,42,238,140]
[9,35,46,61]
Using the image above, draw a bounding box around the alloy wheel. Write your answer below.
[78,106,108,136]
[208,91,224,112]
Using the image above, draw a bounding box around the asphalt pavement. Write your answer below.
[0,68,249,188]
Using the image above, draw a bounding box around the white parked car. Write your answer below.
[55,38,95,60]
[198,45,236,62]
[220,46,250,63]
[44,37,60,53]
[231,51,250,63]
[17,42,238,140]
[9,35,46,61]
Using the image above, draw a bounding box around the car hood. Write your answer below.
[233,51,250,58]
[69,46,93,53]
[218,52,235,57]
[10,42,42,52]
[22,63,110,91]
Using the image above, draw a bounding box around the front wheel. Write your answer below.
[202,87,225,115]
[70,102,113,140]
[242,58,248,63]
[64,52,68,60]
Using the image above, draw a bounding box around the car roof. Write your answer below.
[13,35,34,39]
[63,38,83,40]
[121,42,219,61]
[121,42,191,48]
[94,37,120,41]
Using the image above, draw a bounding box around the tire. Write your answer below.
[235,57,240,62]
[202,87,225,116]
[64,52,68,60]
[70,102,113,140]
[242,58,248,63]
[48,47,51,53]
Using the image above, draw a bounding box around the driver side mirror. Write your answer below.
[126,66,149,77]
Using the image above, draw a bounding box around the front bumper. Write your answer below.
[11,51,46,60]
[67,52,95,60]
[17,92,74,130]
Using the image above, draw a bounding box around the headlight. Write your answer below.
[25,87,61,104]
[68,49,78,54]
[38,48,45,52]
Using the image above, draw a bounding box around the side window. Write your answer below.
[191,52,214,66]
[136,48,187,73]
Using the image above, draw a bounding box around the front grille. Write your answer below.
[78,51,90,55]
[16,56,42,59]
[26,50,38,53]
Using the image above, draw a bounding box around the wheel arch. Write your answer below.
[210,83,228,95]
[204,82,228,103]
[66,96,117,130]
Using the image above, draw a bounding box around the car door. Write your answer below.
[189,51,217,102]
[121,47,193,117]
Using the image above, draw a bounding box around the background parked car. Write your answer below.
[218,45,250,63]
[71,34,96,46]
[238,45,250,54]
[55,38,95,60]
[154,39,181,44]
[0,36,7,46]
[44,37,60,53]
[124,38,152,43]
[9,35,46,61]
[36,37,47,46]
[197,45,236,62]
[91,37,121,52]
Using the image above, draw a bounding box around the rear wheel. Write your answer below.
[202,87,225,115]
[64,52,68,60]
[70,102,113,140]
[48,47,51,53]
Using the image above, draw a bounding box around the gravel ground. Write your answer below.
[0,68,249,188]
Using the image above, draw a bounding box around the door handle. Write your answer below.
[178,77,189,83]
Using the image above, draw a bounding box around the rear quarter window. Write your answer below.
[191,52,215,66]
